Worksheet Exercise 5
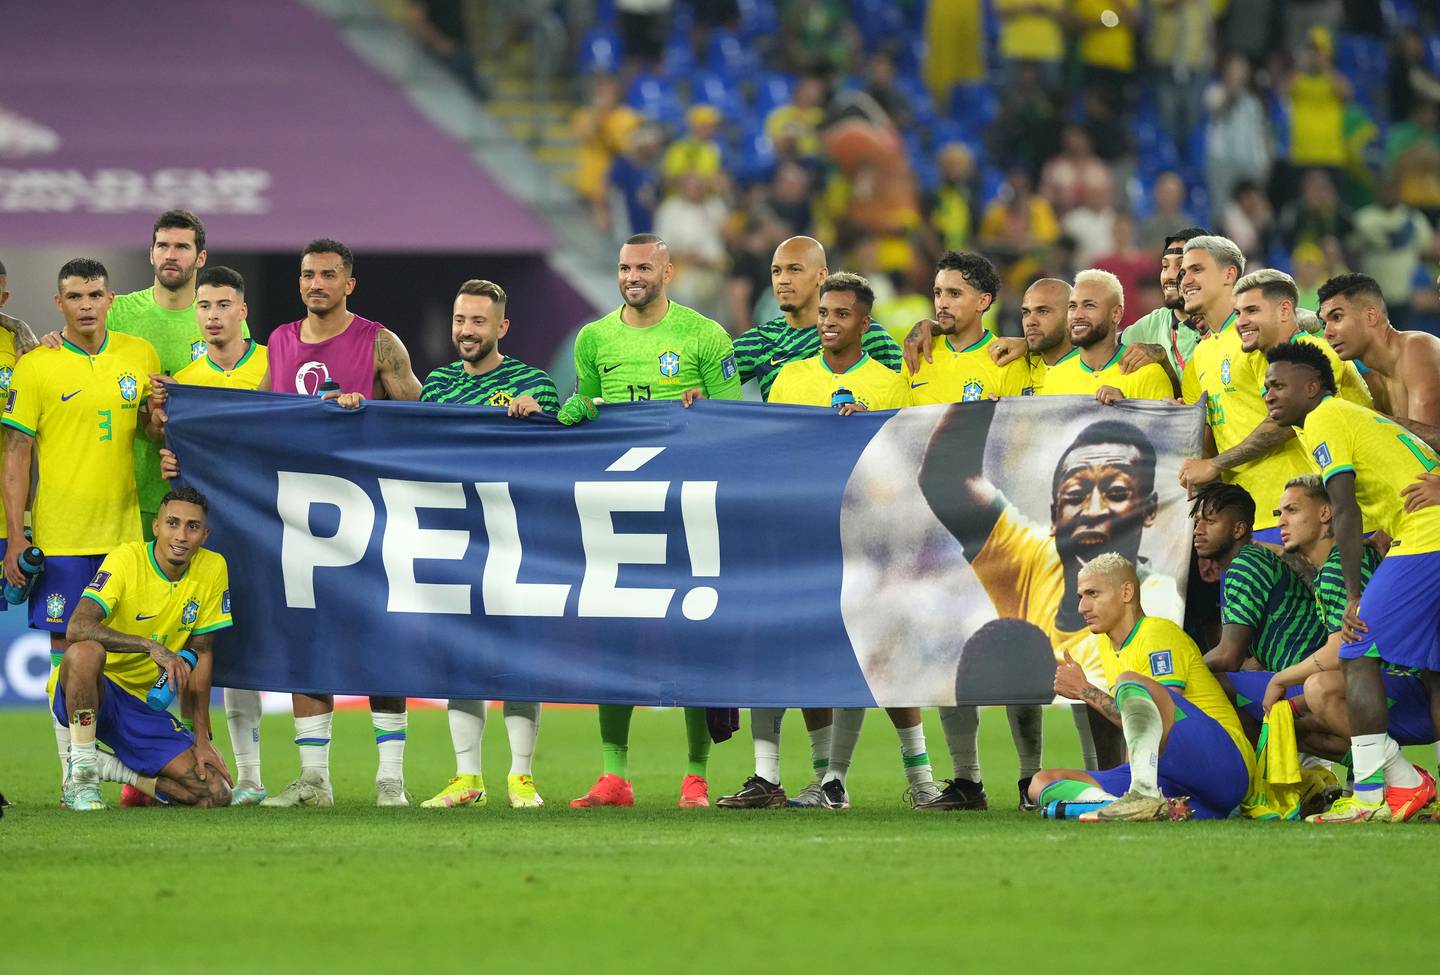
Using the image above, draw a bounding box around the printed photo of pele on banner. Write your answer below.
[838,397,1204,707]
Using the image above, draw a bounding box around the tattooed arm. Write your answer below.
[374,328,422,401]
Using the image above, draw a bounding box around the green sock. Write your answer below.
[684,707,710,777]
[599,704,632,778]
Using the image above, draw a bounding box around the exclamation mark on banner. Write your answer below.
[680,481,720,620]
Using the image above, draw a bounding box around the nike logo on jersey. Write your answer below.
[602,364,621,373]
[60,390,82,401]
[768,356,789,367]
[910,382,928,389]
[135,613,158,621]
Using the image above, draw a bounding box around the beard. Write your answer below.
[456,338,496,363]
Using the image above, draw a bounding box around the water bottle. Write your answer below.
[317,379,340,398]
[146,648,198,711]
[4,543,43,605]
[1042,800,1111,820]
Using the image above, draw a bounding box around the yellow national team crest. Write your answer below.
[487,390,513,408]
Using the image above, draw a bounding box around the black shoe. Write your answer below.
[913,777,989,811]
[716,774,787,809]
[820,778,850,809]
[1018,776,1038,812]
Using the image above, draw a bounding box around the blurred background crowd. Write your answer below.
[397,0,1440,339]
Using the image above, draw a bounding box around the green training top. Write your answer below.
[733,315,903,400]
[109,287,250,516]
[574,301,742,402]
[1220,542,1328,671]
[421,358,560,413]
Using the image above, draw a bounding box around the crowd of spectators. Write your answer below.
[499,1,1440,336]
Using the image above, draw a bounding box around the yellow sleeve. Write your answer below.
[2,354,43,437]
[1180,356,1201,405]
[968,506,1049,620]
[193,555,233,635]
[1124,362,1175,401]
[1304,402,1354,482]
[1335,360,1373,408]
[996,359,1032,397]
[81,547,130,619]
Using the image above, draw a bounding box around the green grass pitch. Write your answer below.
[2,705,1436,972]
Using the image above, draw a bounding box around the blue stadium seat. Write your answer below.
[579,29,621,75]
[708,30,758,76]
[1427,34,1440,72]
[736,0,779,40]
[660,32,695,79]
[948,83,997,128]
[1382,0,1421,29]
[628,74,685,129]
[737,131,777,185]
[848,0,905,50]
[753,72,794,117]
[693,72,745,120]
[979,165,1005,208]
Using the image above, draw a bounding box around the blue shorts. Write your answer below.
[1251,526,1283,546]
[1089,688,1250,819]
[30,554,105,634]
[51,674,193,777]
[1339,551,1440,671]
[1382,671,1436,746]
[1225,670,1302,724]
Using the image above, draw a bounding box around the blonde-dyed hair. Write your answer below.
[1073,268,1124,310]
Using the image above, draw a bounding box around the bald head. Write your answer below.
[1021,278,1072,356]
[772,236,829,318]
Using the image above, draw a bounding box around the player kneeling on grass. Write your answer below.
[1030,553,1255,821]
[50,487,234,810]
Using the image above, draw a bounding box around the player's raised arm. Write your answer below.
[374,328,422,401]
[916,403,1003,555]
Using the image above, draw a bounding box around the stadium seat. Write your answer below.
[708,31,758,77]
[1427,34,1440,72]
[578,29,621,75]
[660,34,695,80]
[736,0,779,40]
[948,83,997,128]
[752,72,794,117]
[628,74,685,129]
[693,72,745,121]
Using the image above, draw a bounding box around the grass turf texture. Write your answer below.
[2,706,1436,972]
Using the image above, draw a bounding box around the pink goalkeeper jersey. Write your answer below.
[267,314,382,396]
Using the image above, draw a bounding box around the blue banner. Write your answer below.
[163,385,1205,708]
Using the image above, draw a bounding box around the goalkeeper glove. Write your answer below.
[557,393,599,426]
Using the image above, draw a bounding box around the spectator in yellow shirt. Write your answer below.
[661,104,726,192]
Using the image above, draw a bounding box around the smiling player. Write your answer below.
[570,233,742,810]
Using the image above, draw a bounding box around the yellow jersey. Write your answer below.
[769,353,910,410]
[1098,614,1255,773]
[2,332,159,554]
[0,329,16,540]
[74,540,232,700]
[969,506,1185,687]
[901,331,1033,405]
[1296,395,1440,556]
[1182,321,1370,529]
[174,340,269,390]
[1035,346,1172,400]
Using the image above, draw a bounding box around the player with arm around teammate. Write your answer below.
[52,487,234,810]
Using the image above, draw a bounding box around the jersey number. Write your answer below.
[626,384,652,402]
[97,409,113,442]
[1397,432,1439,472]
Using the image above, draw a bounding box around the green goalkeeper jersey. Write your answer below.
[574,301,742,402]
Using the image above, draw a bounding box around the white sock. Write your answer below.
[1351,733,1387,801]
[807,722,832,781]
[1073,785,1116,802]
[372,709,407,783]
[751,707,785,784]
[96,750,138,787]
[448,699,486,776]
[823,708,865,786]
[938,705,981,782]
[895,721,933,786]
[53,711,71,782]
[1382,735,1420,788]
[223,687,263,788]
[503,701,540,777]
[294,712,333,784]
[1117,686,1163,798]
[1007,704,1043,779]
[69,738,98,774]
[1071,703,1100,771]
